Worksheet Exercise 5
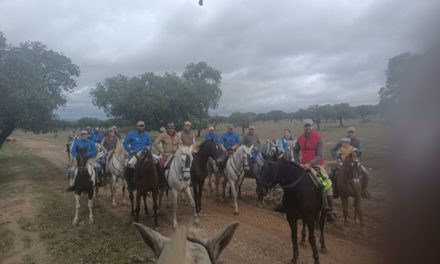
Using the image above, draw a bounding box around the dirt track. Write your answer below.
[14,136,380,264]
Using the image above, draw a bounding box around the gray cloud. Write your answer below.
[1,0,437,119]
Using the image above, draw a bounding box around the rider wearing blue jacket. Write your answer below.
[123,121,152,193]
[219,124,240,152]
[90,127,103,143]
[204,127,220,143]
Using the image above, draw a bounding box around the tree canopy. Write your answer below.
[90,62,222,130]
[0,32,80,148]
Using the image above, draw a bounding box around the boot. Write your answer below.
[326,195,337,222]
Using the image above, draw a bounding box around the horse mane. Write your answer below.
[340,153,354,184]
[114,142,126,156]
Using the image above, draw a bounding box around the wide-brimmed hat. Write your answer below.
[208,126,215,131]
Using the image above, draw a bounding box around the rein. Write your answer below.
[229,151,245,176]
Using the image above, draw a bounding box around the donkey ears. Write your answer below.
[207,221,239,260]
[133,223,169,257]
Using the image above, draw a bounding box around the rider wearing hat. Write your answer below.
[154,122,182,170]
[123,121,152,193]
[67,130,98,191]
[219,124,240,153]
[179,121,197,151]
[204,126,220,143]
[330,126,370,198]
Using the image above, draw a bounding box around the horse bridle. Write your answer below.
[229,150,249,177]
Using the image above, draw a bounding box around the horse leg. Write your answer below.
[307,216,320,264]
[229,180,239,215]
[134,190,141,222]
[222,177,227,202]
[72,193,80,226]
[122,178,127,205]
[215,173,220,201]
[143,193,148,216]
[199,177,206,213]
[207,172,212,198]
[184,186,199,225]
[88,191,94,224]
[129,191,135,217]
[354,193,363,228]
[319,210,327,253]
[110,174,117,207]
[193,182,199,214]
[171,189,179,229]
[153,189,159,227]
[287,215,299,264]
[300,220,307,246]
[341,196,349,225]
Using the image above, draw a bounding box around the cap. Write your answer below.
[80,130,88,135]
[184,121,192,126]
[208,126,215,131]
[347,126,356,132]
[136,121,145,126]
[111,125,117,129]
[95,127,99,130]
[227,124,234,128]
[249,125,255,130]
[167,122,175,128]
[303,119,313,126]
[340,138,351,143]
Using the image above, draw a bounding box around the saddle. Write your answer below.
[308,167,331,190]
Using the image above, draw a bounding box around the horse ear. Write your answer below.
[133,223,169,258]
[207,221,239,260]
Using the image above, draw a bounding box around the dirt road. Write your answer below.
[12,136,381,264]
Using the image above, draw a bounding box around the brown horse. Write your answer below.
[132,150,160,226]
[337,151,363,227]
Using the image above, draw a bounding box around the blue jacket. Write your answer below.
[90,131,103,143]
[278,136,295,153]
[204,132,220,143]
[219,131,240,151]
[123,130,152,154]
[71,139,97,159]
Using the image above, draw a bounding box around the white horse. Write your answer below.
[107,142,128,207]
[133,221,239,264]
[224,145,253,215]
[163,145,197,229]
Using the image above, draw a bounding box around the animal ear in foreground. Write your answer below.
[134,221,239,263]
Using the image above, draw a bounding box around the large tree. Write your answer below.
[229,112,255,135]
[333,103,355,127]
[0,32,80,149]
[91,62,222,130]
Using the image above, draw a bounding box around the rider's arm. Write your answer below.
[293,140,300,162]
[70,142,77,158]
[145,133,152,151]
[123,133,132,153]
[89,141,97,158]
[154,134,164,153]
[309,139,324,166]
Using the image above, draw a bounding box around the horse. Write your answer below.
[133,221,239,264]
[248,150,270,207]
[72,148,95,226]
[132,150,160,226]
[162,145,197,229]
[337,151,363,228]
[107,142,128,207]
[223,145,253,215]
[260,159,326,264]
[190,140,223,214]
[206,157,219,198]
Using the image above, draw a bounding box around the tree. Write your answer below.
[0,32,80,149]
[228,112,255,135]
[307,105,324,130]
[320,104,336,123]
[355,105,376,120]
[209,114,228,129]
[266,110,286,123]
[91,62,222,131]
[378,53,419,115]
[333,103,355,127]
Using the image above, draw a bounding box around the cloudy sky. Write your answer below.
[0,0,437,119]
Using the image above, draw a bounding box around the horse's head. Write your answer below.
[241,145,254,171]
[177,146,193,178]
[134,222,239,264]
[76,146,89,168]
[199,140,223,161]
[259,160,280,189]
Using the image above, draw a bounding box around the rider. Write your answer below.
[330,126,370,198]
[219,124,240,154]
[112,125,122,140]
[154,122,182,170]
[179,121,197,151]
[67,130,98,191]
[274,119,336,221]
[204,126,220,143]
[101,127,119,163]
[90,127,103,143]
[123,121,152,193]
[240,125,260,160]
[278,128,295,159]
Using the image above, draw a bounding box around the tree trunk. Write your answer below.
[0,122,16,150]
[339,117,344,127]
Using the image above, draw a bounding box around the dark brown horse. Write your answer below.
[191,140,223,213]
[132,150,160,226]
[260,160,326,264]
[337,151,363,227]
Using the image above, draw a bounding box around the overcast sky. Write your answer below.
[0,0,437,119]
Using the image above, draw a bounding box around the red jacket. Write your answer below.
[297,131,324,165]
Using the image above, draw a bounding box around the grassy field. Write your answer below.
[0,143,155,264]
